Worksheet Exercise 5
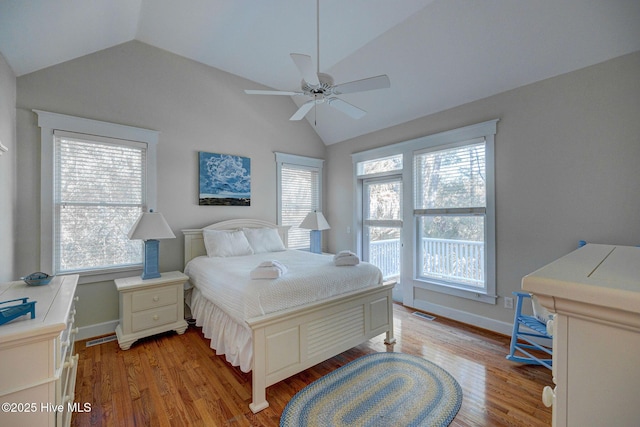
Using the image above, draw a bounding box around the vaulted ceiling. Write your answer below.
[1,0,639,145]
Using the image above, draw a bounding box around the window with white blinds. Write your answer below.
[414,139,488,290]
[275,153,324,250]
[414,139,486,212]
[36,110,159,281]
[352,119,497,304]
[53,131,147,274]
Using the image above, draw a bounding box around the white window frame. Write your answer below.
[352,119,498,304]
[275,152,324,250]
[35,110,159,284]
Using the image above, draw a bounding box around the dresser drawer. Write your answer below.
[131,287,177,312]
[131,305,178,332]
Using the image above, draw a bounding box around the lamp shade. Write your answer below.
[128,211,176,240]
[299,211,330,231]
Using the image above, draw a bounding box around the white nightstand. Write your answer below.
[115,271,189,350]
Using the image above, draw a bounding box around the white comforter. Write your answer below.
[185,250,383,325]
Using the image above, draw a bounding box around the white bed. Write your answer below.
[182,219,395,413]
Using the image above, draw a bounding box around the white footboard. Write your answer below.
[246,281,395,413]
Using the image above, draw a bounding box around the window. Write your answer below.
[54,132,146,273]
[275,152,324,249]
[352,120,497,304]
[414,139,487,289]
[36,110,158,281]
[356,153,403,175]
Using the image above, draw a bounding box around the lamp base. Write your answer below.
[309,230,322,254]
[142,239,161,280]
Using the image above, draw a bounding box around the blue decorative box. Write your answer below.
[0,297,37,326]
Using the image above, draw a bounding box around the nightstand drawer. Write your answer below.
[131,287,177,312]
[131,305,178,332]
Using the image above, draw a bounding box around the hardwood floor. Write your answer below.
[72,304,552,426]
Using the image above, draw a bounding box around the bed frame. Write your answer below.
[182,219,396,413]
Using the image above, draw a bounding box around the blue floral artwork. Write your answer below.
[199,152,251,206]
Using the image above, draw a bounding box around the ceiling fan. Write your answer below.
[244,0,390,121]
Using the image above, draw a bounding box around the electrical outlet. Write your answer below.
[504,296,514,309]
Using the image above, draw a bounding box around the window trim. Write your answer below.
[352,119,498,304]
[275,152,324,249]
[35,110,159,284]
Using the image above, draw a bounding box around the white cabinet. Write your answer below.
[0,274,79,427]
[522,244,640,427]
[115,271,188,350]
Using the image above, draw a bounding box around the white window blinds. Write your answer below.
[414,139,487,289]
[280,163,320,249]
[414,139,486,213]
[54,131,146,273]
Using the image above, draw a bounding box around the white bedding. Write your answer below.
[186,250,383,324]
[184,250,383,372]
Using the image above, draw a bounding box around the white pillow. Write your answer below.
[242,227,286,253]
[203,229,254,257]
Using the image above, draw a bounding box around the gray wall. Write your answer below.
[16,41,325,330]
[326,51,640,330]
[0,52,16,282]
[10,40,640,335]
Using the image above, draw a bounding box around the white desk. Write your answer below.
[522,244,640,427]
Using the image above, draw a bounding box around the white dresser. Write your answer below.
[522,244,640,427]
[0,274,79,427]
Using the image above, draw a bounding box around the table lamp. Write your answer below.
[300,211,330,254]
[128,210,176,279]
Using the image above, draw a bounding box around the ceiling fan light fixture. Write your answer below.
[244,0,390,121]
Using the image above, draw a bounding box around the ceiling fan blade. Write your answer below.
[290,100,316,121]
[327,97,366,119]
[332,74,390,95]
[244,89,303,96]
[290,53,320,86]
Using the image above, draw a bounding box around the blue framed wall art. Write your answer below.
[199,152,251,206]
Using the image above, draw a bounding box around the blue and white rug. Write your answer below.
[280,352,462,427]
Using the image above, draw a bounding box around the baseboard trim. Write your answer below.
[77,304,514,342]
[408,299,514,336]
[77,320,118,341]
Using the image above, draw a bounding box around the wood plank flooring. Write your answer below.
[72,304,552,426]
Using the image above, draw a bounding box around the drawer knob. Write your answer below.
[153,296,160,302]
[542,385,555,407]
[153,315,159,321]
[63,355,77,369]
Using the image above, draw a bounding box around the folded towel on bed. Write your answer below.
[334,250,360,266]
[250,260,288,279]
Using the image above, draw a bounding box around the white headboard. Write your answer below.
[182,219,290,267]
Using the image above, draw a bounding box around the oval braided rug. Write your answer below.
[280,352,462,427]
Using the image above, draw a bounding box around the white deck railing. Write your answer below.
[369,238,484,287]
[369,238,401,280]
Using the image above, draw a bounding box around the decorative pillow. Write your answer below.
[203,229,254,257]
[242,227,286,253]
